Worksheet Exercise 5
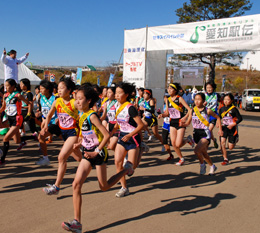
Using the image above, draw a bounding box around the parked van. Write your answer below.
[242,89,260,111]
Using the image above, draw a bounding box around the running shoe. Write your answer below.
[167,155,174,161]
[176,158,185,166]
[200,163,206,175]
[141,142,150,153]
[209,164,217,175]
[62,219,82,233]
[187,135,195,148]
[35,157,50,166]
[43,184,59,195]
[148,135,154,142]
[213,138,219,149]
[221,159,229,166]
[33,132,38,141]
[123,161,134,177]
[161,146,166,152]
[17,141,27,151]
[115,187,130,198]
[0,161,6,167]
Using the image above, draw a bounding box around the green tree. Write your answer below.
[175,0,252,82]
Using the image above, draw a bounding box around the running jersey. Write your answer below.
[116,103,138,133]
[40,94,57,125]
[55,98,78,130]
[162,104,170,131]
[21,91,33,111]
[137,97,145,109]
[4,92,22,117]
[167,96,184,120]
[143,100,155,118]
[205,93,218,112]
[79,110,103,150]
[219,105,243,126]
[192,107,210,130]
[106,99,117,124]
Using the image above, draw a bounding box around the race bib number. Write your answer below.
[164,117,170,124]
[144,111,152,118]
[222,116,233,126]
[42,107,50,118]
[6,104,17,116]
[58,113,74,128]
[119,121,135,133]
[82,130,99,150]
[169,108,181,119]
[192,116,207,129]
[107,111,116,122]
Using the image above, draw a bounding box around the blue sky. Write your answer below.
[1,0,259,66]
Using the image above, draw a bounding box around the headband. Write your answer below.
[169,84,177,90]
[144,90,151,95]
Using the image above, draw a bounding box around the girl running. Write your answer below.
[0,79,29,166]
[166,83,193,166]
[111,82,144,197]
[42,77,82,195]
[17,78,39,150]
[192,93,223,175]
[219,93,242,165]
[100,85,118,150]
[204,81,220,149]
[158,94,174,161]
[140,89,164,145]
[61,85,131,232]
[36,80,61,166]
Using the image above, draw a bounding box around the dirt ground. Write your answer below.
[1,110,260,233]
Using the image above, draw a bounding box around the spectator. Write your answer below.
[1,49,29,83]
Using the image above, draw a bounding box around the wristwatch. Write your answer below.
[95,147,104,157]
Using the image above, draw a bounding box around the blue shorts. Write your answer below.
[61,128,78,141]
[118,132,141,151]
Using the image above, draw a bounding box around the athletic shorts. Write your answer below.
[170,119,185,130]
[144,116,158,127]
[7,115,23,127]
[138,110,144,117]
[193,129,211,145]
[118,132,141,151]
[48,124,62,136]
[162,128,170,145]
[209,112,218,125]
[82,147,108,167]
[61,128,79,141]
[222,126,239,144]
[108,123,119,137]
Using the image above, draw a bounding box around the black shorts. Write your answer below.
[162,128,170,145]
[8,115,23,127]
[61,128,79,141]
[170,119,185,130]
[209,115,217,125]
[144,116,158,127]
[138,110,144,117]
[48,124,62,136]
[82,147,109,167]
[222,126,239,144]
[108,123,119,137]
[193,129,211,145]
[118,132,141,151]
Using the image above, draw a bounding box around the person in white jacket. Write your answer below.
[1,49,29,83]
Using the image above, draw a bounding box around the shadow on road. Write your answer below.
[86,193,235,233]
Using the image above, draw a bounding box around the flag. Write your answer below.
[50,73,55,82]
[108,73,115,87]
[76,68,83,85]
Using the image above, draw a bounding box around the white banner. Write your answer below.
[146,14,260,54]
[123,28,146,88]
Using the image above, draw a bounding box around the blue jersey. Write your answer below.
[40,94,57,125]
